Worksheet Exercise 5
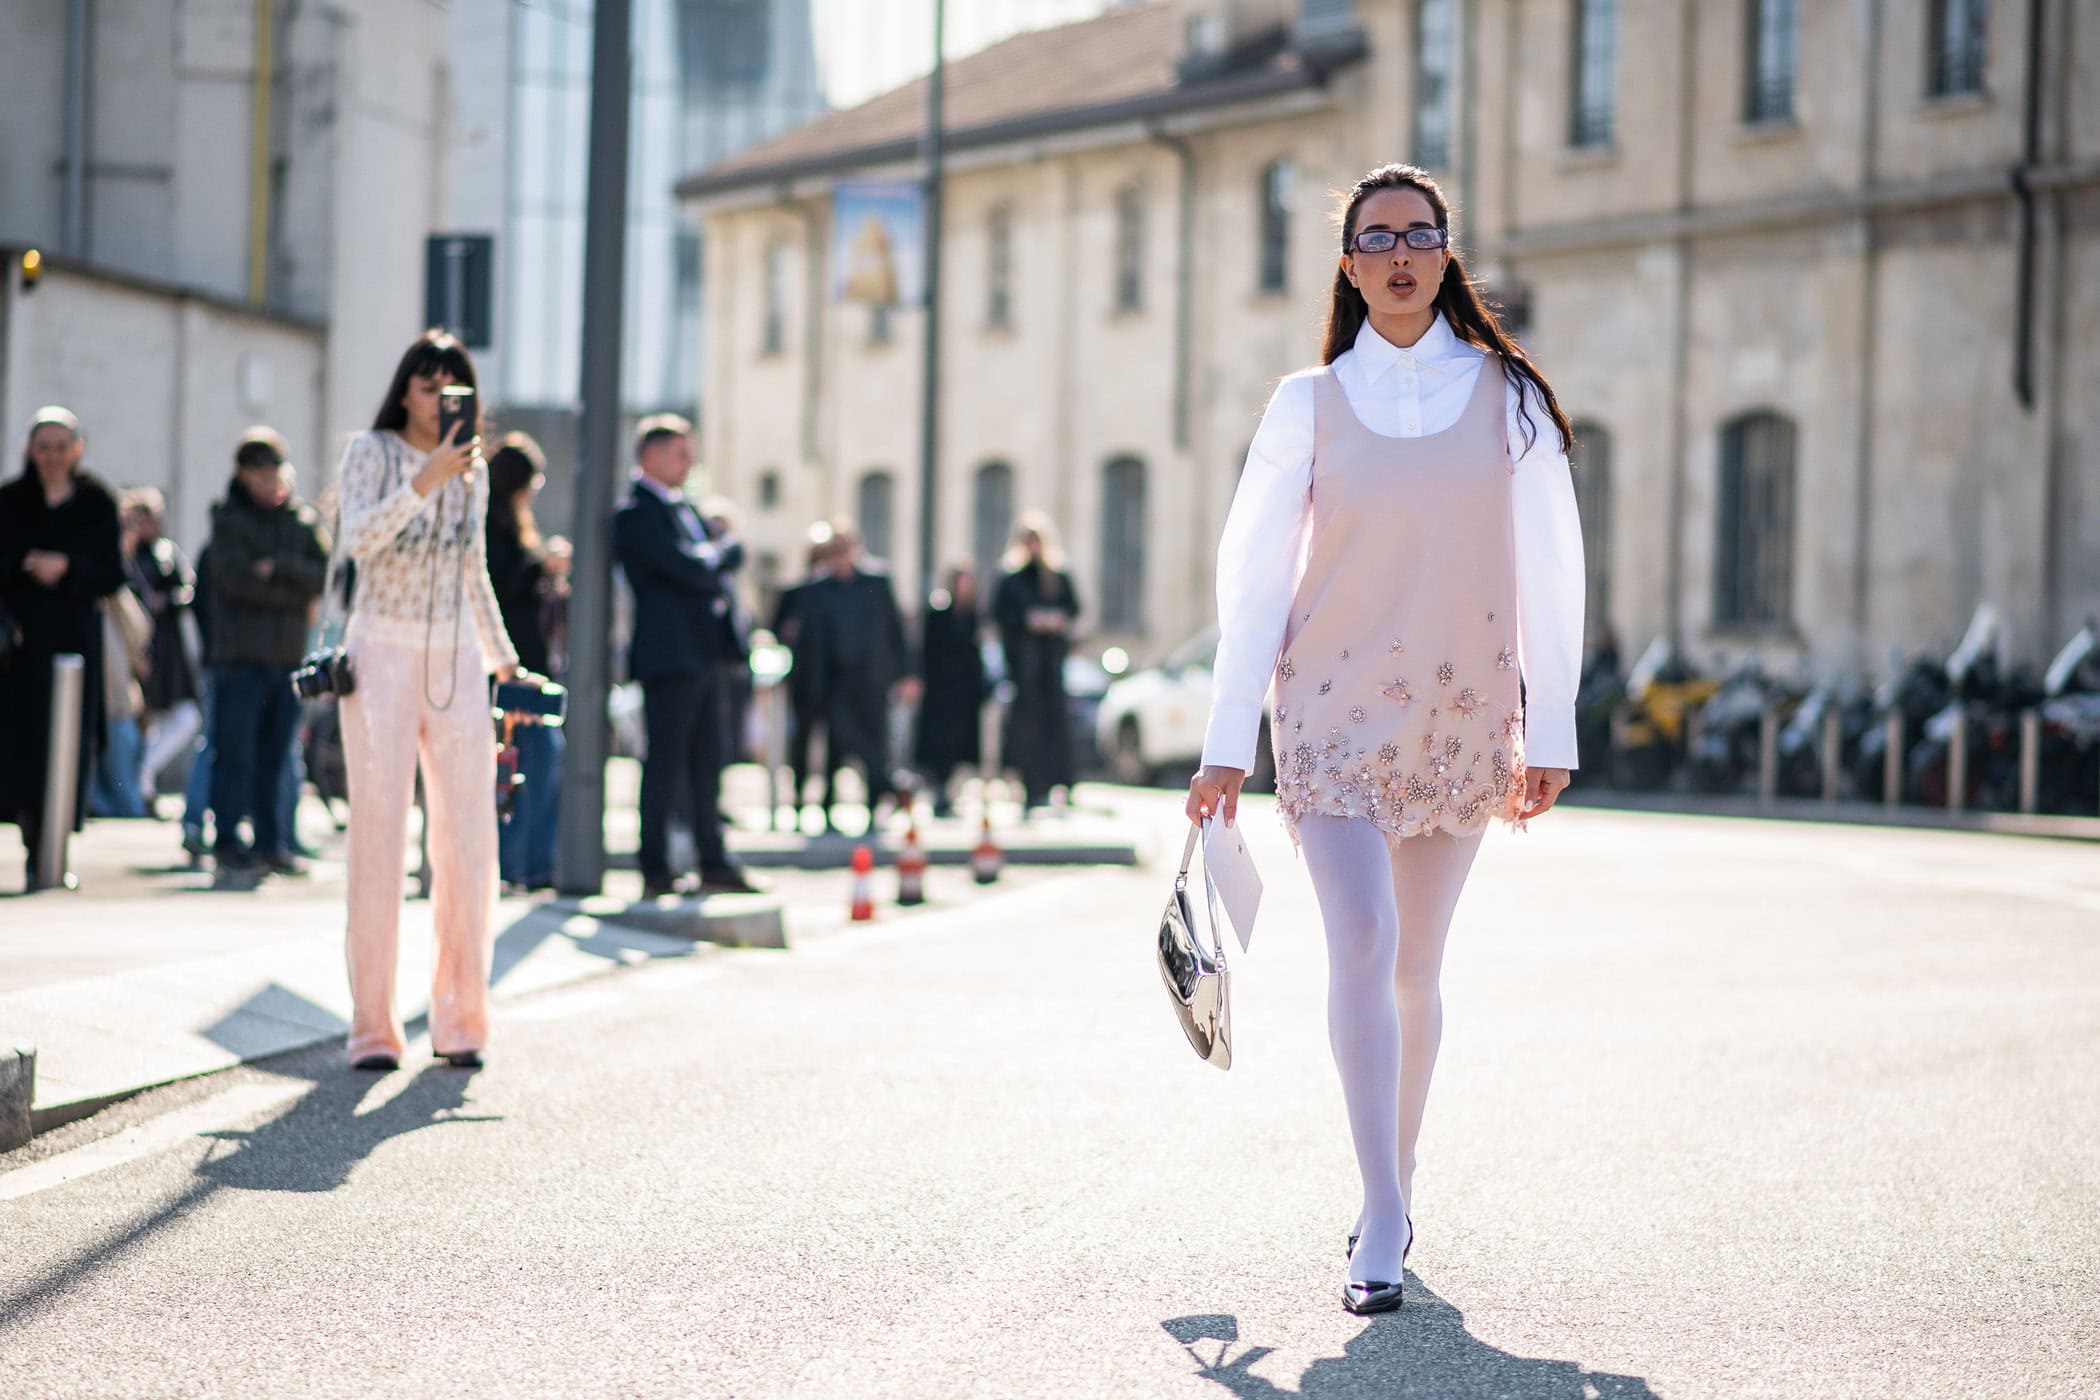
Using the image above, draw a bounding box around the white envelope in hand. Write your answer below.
[1202,820,1263,953]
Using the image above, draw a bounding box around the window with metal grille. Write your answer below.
[857,470,896,565]
[762,240,787,355]
[1927,0,1988,97]
[1570,422,1612,637]
[973,462,1014,588]
[1568,0,1617,148]
[986,205,1014,329]
[1114,183,1145,313]
[1413,0,1456,169]
[1743,0,1796,124]
[1099,457,1148,633]
[1713,412,1796,628]
[1258,160,1292,294]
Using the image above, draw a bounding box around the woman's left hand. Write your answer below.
[1520,767,1571,819]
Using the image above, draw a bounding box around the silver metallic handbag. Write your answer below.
[1157,822,1231,1070]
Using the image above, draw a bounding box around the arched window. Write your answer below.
[857,470,896,565]
[1099,456,1148,633]
[1569,422,1612,638]
[973,461,1014,587]
[1714,411,1796,628]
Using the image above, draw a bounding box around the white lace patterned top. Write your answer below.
[334,429,517,671]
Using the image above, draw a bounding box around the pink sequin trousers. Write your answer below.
[338,630,498,1064]
[1272,360,1527,843]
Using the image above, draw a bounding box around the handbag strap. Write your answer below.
[1177,821,1201,880]
[1174,819,1229,971]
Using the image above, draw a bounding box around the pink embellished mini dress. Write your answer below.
[1270,357,1525,840]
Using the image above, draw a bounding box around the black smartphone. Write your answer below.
[438,385,477,449]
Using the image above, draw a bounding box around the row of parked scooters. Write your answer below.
[1578,608,2100,815]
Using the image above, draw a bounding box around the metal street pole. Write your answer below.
[556,0,632,896]
[915,0,946,610]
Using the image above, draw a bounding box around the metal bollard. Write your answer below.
[2018,709,2040,815]
[37,654,86,892]
[1757,706,1779,805]
[1882,710,1904,808]
[1946,703,1967,813]
[1820,706,1842,804]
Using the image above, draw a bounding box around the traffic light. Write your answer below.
[19,248,41,293]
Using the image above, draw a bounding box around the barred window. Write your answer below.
[1258,160,1292,294]
[1568,0,1617,148]
[1099,456,1148,633]
[1713,412,1796,628]
[1412,0,1457,169]
[1569,422,1612,637]
[987,205,1014,329]
[1743,0,1797,124]
[1927,0,1988,97]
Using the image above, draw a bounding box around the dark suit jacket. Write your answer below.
[613,483,731,683]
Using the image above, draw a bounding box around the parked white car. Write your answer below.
[1094,627,1274,789]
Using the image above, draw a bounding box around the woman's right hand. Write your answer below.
[1186,765,1247,826]
[412,424,481,496]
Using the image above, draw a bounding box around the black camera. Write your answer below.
[291,647,358,699]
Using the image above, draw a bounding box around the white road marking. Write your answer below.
[0,1079,307,1203]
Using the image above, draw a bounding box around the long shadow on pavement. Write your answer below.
[1165,1296,1659,1399]
[0,1061,500,1327]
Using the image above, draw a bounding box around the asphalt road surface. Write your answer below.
[4,799,2097,1398]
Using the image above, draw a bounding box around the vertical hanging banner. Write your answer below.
[831,181,924,307]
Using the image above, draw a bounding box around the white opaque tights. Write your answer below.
[1296,814,1483,1286]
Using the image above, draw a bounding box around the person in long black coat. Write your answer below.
[994,518,1081,812]
[802,525,912,830]
[768,528,838,821]
[0,408,126,887]
[912,563,986,818]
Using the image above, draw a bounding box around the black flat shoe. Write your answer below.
[1343,1279,1404,1315]
[435,1049,483,1068]
[351,1054,399,1072]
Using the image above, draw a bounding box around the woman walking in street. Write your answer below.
[336,330,518,1071]
[1187,164,1584,1315]
[993,516,1079,813]
[913,562,987,818]
[0,408,127,890]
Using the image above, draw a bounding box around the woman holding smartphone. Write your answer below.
[336,329,518,1071]
[1186,165,1584,1314]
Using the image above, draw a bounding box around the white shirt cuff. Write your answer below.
[1201,699,1266,773]
[1523,699,1579,770]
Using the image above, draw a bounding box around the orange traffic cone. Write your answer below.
[970,813,1003,885]
[849,843,876,921]
[896,820,928,906]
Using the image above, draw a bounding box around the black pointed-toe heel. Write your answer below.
[351,1054,399,1072]
[1342,1279,1404,1315]
[1346,1231,1359,1260]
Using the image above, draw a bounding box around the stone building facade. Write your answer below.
[683,0,2100,683]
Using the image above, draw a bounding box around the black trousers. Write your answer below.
[639,672,728,881]
[210,664,300,858]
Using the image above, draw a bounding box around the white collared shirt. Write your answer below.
[1201,314,1586,772]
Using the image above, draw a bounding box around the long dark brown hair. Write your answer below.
[486,431,546,550]
[1323,164,1571,458]
[370,329,482,435]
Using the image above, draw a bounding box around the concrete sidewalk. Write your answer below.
[0,763,1141,1139]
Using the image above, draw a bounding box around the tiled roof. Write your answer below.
[679,3,1361,198]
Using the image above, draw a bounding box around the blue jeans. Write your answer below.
[499,721,563,886]
[91,713,147,818]
[278,715,308,853]
[209,665,299,858]
[184,673,216,835]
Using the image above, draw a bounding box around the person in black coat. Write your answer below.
[768,527,837,823]
[486,433,570,890]
[800,523,914,831]
[0,407,126,888]
[912,563,987,818]
[122,489,204,801]
[994,515,1081,811]
[611,415,757,898]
